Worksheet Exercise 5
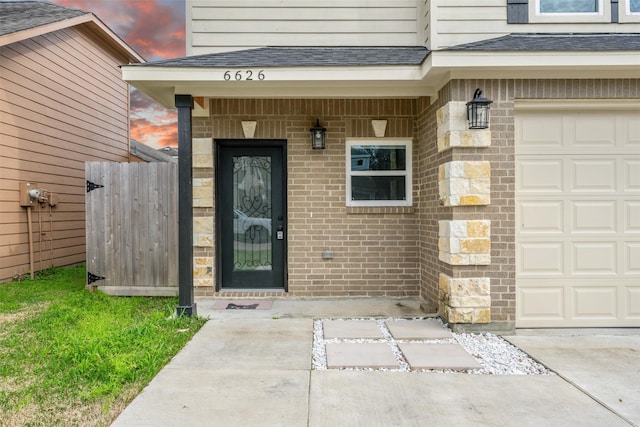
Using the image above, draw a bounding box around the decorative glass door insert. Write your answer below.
[232,155,272,271]
[218,142,286,289]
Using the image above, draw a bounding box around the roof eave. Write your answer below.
[428,50,640,79]
[122,64,434,108]
[122,50,640,108]
[0,13,144,63]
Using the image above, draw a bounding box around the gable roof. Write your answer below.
[135,46,430,68]
[446,33,640,52]
[0,0,143,62]
[0,0,85,36]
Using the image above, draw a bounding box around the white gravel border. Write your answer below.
[312,317,553,375]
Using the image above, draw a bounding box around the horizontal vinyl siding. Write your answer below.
[432,0,508,49]
[188,0,420,54]
[422,0,430,48]
[432,0,637,49]
[0,25,131,281]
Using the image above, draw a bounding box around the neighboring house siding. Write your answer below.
[431,1,638,49]
[0,26,131,280]
[187,0,420,55]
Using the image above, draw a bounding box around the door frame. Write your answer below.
[215,139,288,291]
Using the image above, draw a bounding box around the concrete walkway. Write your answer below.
[112,299,640,427]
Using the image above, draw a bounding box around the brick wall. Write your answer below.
[190,79,640,331]
[415,95,453,313]
[193,99,420,297]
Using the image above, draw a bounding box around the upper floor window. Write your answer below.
[510,0,640,23]
[627,0,640,12]
[529,0,609,22]
[620,0,640,21]
[538,0,600,13]
[346,139,412,207]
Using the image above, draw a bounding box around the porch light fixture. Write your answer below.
[466,88,493,129]
[310,119,326,150]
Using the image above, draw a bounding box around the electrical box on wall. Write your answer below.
[19,182,39,207]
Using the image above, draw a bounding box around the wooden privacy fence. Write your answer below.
[85,162,178,295]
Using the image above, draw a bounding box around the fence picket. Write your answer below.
[85,162,178,295]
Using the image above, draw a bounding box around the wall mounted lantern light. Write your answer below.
[466,88,493,129]
[310,119,326,150]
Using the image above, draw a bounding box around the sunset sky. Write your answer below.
[52,0,186,148]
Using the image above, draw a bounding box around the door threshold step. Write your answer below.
[218,288,285,293]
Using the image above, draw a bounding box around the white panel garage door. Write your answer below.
[515,107,640,327]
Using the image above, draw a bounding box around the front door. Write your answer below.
[217,140,286,289]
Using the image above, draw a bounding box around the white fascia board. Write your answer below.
[122,64,424,83]
[429,51,640,78]
[121,64,431,107]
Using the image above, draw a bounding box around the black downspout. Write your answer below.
[175,94,196,317]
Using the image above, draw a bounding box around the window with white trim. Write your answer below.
[346,139,412,207]
[529,0,609,22]
[538,0,601,13]
[620,0,640,21]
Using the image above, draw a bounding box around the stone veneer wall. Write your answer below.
[419,80,518,331]
[191,99,421,298]
[425,78,640,332]
[438,161,491,207]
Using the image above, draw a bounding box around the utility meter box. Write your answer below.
[19,182,39,207]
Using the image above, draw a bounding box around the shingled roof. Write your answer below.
[0,1,87,37]
[446,33,640,51]
[135,46,430,68]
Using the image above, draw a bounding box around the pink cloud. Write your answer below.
[52,0,185,147]
[131,115,178,148]
[54,0,185,60]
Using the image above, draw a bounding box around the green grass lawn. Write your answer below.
[0,265,206,426]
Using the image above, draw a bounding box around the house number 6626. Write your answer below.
[223,70,265,81]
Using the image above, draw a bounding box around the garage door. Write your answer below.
[515,107,640,327]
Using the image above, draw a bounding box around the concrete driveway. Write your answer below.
[506,329,640,427]
[111,299,639,427]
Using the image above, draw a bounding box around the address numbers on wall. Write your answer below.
[223,70,266,81]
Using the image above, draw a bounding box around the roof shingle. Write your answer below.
[446,33,640,51]
[135,46,430,68]
[0,0,87,37]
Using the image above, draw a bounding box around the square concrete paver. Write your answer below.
[326,343,399,369]
[385,319,453,340]
[398,343,482,371]
[323,320,382,339]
